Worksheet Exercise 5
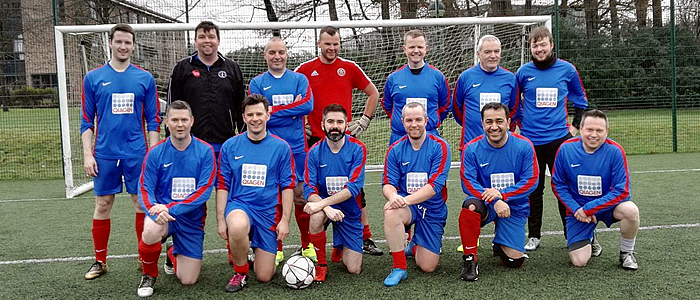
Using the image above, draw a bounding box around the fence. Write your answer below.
[1,0,698,180]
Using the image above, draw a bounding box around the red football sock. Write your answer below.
[406,228,412,242]
[295,204,311,248]
[391,251,407,270]
[167,244,177,273]
[363,225,372,241]
[234,262,249,275]
[92,219,111,262]
[309,231,327,265]
[138,240,161,278]
[459,208,482,260]
[331,247,343,263]
[277,240,283,251]
[135,213,145,245]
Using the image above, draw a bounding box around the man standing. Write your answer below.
[453,35,518,150]
[81,23,161,280]
[168,20,245,265]
[296,25,383,255]
[382,29,451,145]
[250,36,314,265]
[515,26,589,251]
[303,104,366,283]
[458,103,538,281]
[381,103,450,287]
[552,110,639,270]
[136,101,216,297]
[216,94,294,293]
[168,21,245,158]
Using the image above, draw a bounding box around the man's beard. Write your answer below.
[325,129,343,142]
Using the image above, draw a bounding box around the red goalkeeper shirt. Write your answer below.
[295,57,372,139]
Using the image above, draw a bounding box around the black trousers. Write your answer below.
[527,133,572,239]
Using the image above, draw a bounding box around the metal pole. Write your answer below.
[554,0,560,51]
[313,0,318,57]
[185,0,190,51]
[670,0,677,152]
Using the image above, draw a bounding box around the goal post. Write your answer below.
[55,16,551,198]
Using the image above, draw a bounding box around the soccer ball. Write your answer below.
[282,255,315,289]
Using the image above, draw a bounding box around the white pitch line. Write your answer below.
[1,223,697,266]
[1,169,697,203]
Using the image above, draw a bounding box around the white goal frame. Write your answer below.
[55,16,551,198]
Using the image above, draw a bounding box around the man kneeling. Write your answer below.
[552,109,639,270]
[382,103,451,287]
[459,102,539,281]
[137,100,216,297]
[303,104,367,283]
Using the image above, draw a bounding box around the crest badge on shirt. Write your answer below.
[192,70,200,77]
[218,70,227,79]
[337,68,346,77]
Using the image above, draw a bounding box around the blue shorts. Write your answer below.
[325,216,363,253]
[482,201,528,253]
[163,218,205,260]
[225,201,279,255]
[294,152,307,181]
[565,205,620,249]
[409,204,447,255]
[93,157,143,196]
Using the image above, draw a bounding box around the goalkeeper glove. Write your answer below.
[348,114,372,137]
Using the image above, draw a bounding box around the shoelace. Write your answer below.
[229,274,245,285]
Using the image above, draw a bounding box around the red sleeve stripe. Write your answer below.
[383,136,407,185]
[167,139,216,208]
[348,136,367,182]
[271,85,312,115]
[139,139,168,210]
[452,81,463,124]
[305,142,321,196]
[459,136,484,199]
[551,137,581,214]
[154,85,162,126]
[503,134,540,200]
[216,146,228,190]
[81,79,92,124]
[585,140,630,215]
[427,135,448,185]
[560,59,589,103]
[271,134,297,189]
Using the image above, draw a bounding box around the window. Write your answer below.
[13,34,24,60]
[32,74,58,89]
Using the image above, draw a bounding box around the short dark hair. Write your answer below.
[481,102,510,120]
[404,29,427,44]
[242,94,269,113]
[166,100,192,117]
[529,26,553,45]
[109,23,135,43]
[322,104,347,120]
[580,109,609,129]
[195,21,220,41]
[319,26,339,38]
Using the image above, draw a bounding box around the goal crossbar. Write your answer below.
[55,16,551,198]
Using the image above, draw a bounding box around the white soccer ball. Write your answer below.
[281,255,315,289]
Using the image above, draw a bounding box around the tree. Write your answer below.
[635,0,649,27]
[652,0,662,27]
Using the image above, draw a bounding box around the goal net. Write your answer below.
[55,16,551,198]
